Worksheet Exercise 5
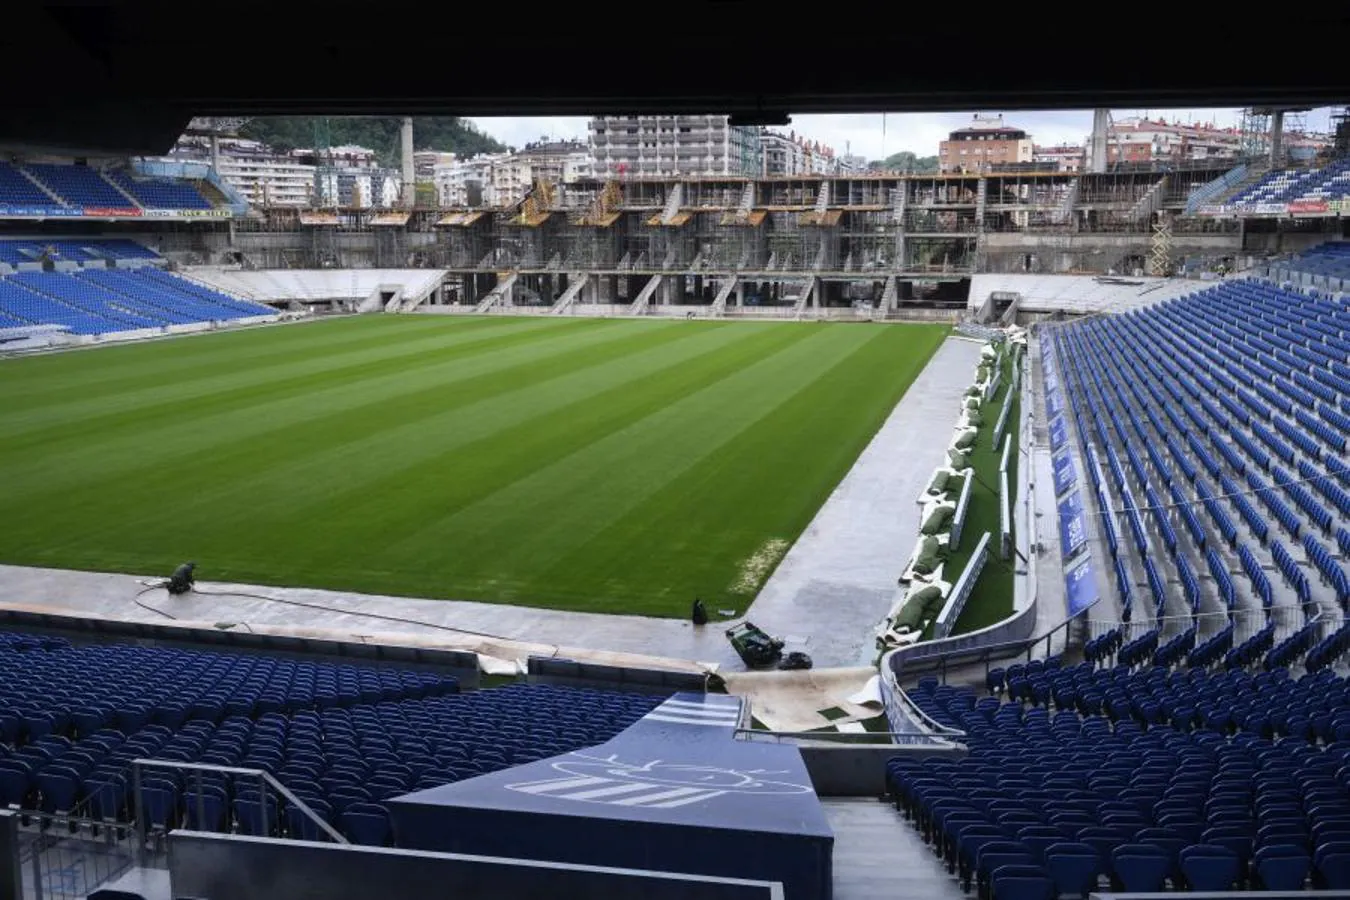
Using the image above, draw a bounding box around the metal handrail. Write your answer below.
[732,728,960,747]
[132,758,348,850]
[891,683,968,738]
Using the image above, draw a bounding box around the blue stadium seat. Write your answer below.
[106,170,214,210]
[0,629,664,851]
[24,163,136,209]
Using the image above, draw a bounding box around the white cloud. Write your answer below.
[469,108,1339,162]
[467,117,588,151]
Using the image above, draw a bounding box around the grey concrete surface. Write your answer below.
[0,337,979,672]
[822,798,965,900]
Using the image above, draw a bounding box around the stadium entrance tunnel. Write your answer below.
[387,693,833,899]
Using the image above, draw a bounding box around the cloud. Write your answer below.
[468,117,588,150]
[469,108,1339,162]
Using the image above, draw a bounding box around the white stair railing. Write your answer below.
[474,271,517,312]
[710,276,738,316]
[551,272,590,314]
[629,273,662,315]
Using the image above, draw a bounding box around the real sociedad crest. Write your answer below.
[505,752,814,810]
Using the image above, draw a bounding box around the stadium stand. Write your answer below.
[967,274,1200,317]
[23,163,138,209]
[0,161,226,216]
[0,239,275,334]
[189,267,448,309]
[892,662,1350,894]
[106,169,214,210]
[886,274,1350,894]
[1227,158,1350,210]
[1267,242,1350,292]
[0,629,662,846]
[0,238,162,266]
[0,162,63,211]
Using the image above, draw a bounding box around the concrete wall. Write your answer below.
[526,656,709,694]
[1242,230,1341,255]
[169,831,782,900]
[797,744,964,797]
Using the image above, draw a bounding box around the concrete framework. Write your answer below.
[182,166,1250,317]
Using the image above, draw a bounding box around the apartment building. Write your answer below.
[589,116,763,177]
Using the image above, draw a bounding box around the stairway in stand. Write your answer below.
[822,798,965,900]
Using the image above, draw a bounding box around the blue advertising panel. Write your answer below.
[387,693,833,900]
[1049,415,1068,453]
[0,205,83,218]
[1052,451,1078,496]
[1065,555,1101,616]
[1046,387,1064,417]
[1058,490,1087,559]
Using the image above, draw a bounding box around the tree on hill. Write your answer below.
[868,151,939,173]
[238,117,507,165]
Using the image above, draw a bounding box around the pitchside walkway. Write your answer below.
[741,336,985,666]
[0,336,980,672]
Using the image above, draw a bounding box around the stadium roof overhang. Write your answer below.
[0,3,1345,157]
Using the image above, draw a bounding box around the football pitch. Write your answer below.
[0,316,949,616]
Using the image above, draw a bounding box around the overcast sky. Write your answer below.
[469,107,1340,160]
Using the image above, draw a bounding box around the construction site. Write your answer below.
[181,164,1243,316]
[148,108,1345,319]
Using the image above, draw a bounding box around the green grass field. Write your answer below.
[0,316,949,617]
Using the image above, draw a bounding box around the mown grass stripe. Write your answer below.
[0,316,597,429]
[0,320,755,561]
[0,318,674,493]
[0,317,951,616]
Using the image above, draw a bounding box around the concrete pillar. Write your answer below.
[400,117,416,208]
[1270,111,1286,167]
[1090,109,1109,174]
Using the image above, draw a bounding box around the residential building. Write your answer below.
[761,130,848,176]
[938,114,1034,173]
[1033,144,1084,172]
[433,154,500,207]
[167,136,312,206]
[834,154,869,175]
[589,116,763,177]
[300,144,379,169]
[514,140,590,185]
[167,136,406,207]
[761,130,801,176]
[414,151,456,181]
[315,168,402,209]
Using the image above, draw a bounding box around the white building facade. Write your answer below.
[589,116,763,177]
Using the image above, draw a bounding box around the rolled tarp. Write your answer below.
[893,583,946,633]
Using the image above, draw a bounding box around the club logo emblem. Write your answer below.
[505,752,813,809]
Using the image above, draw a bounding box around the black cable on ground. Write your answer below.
[132,594,178,620]
[187,586,533,649]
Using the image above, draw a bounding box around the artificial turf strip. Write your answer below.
[947,348,1020,635]
[0,316,949,617]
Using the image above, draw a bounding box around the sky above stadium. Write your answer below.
[469,107,1340,160]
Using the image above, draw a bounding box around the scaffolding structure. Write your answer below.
[838,211,897,272]
[201,164,1261,288]
[1149,212,1174,276]
[1240,107,1309,164]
